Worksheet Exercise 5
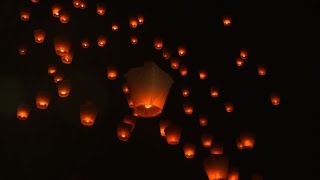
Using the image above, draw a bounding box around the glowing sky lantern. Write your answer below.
[236,57,245,67]
[36,91,51,110]
[224,102,234,113]
[210,86,219,98]
[61,51,73,64]
[52,3,63,18]
[170,58,180,69]
[183,101,193,115]
[239,132,255,149]
[20,8,31,21]
[210,142,224,155]
[203,155,229,180]
[177,45,187,56]
[129,17,138,28]
[48,64,57,76]
[183,143,196,159]
[153,37,164,50]
[162,48,171,60]
[228,167,239,180]
[223,15,232,27]
[97,35,107,47]
[107,66,118,80]
[17,103,31,120]
[137,14,144,25]
[53,70,64,83]
[18,44,27,55]
[199,114,208,126]
[80,102,97,126]
[54,35,71,56]
[122,83,130,94]
[181,86,190,97]
[130,36,138,45]
[59,10,71,24]
[73,0,81,8]
[33,29,46,44]
[159,120,171,137]
[179,64,188,76]
[79,0,87,9]
[199,69,208,80]
[257,64,267,76]
[270,93,280,106]
[240,48,248,59]
[201,132,214,147]
[31,0,39,3]
[164,124,182,145]
[112,23,119,32]
[81,38,90,48]
[57,80,72,98]
[96,2,106,15]
[117,122,133,141]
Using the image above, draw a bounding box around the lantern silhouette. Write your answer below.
[239,132,255,149]
[18,44,27,55]
[59,10,70,24]
[57,80,71,98]
[137,14,144,25]
[153,37,164,50]
[61,51,73,64]
[97,35,107,47]
[129,17,138,28]
[48,64,57,76]
[223,16,232,26]
[224,102,234,113]
[126,96,134,108]
[270,93,280,106]
[164,125,182,145]
[31,0,39,3]
[54,70,64,83]
[210,86,219,98]
[201,132,214,147]
[54,35,71,56]
[183,102,193,115]
[183,143,196,159]
[177,45,187,56]
[96,3,106,15]
[228,167,239,180]
[199,114,208,126]
[80,102,97,126]
[240,49,248,59]
[203,155,229,180]
[162,48,171,60]
[159,120,171,137]
[20,8,31,21]
[124,62,174,118]
[170,58,180,69]
[130,36,138,45]
[36,91,50,110]
[122,115,136,131]
[17,103,31,120]
[122,83,130,94]
[117,122,133,141]
[81,38,90,48]
[181,87,190,97]
[73,0,81,8]
[199,69,208,80]
[179,64,188,76]
[112,23,119,31]
[257,64,267,76]
[33,29,46,43]
[52,3,63,18]
[236,138,244,150]
[107,66,118,80]
[79,0,87,9]
[210,142,224,155]
[236,57,245,67]
[252,174,263,180]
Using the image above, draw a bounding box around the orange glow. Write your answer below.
[122,83,130,94]
[223,16,232,26]
[117,122,132,141]
[48,64,57,76]
[183,143,196,159]
[57,80,72,98]
[201,133,214,147]
[59,10,70,24]
[177,45,187,56]
[236,57,245,67]
[159,120,171,137]
[111,23,119,31]
[129,17,138,28]
[239,132,255,149]
[17,103,31,120]
[130,36,138,45]
[199,69,208,80]
[203,155,229,180]
[144,104,152,109]
[181,87,190,97]
[81,38,90,48]
[240,48,248,59]
[73,0,81,8]
[164,125,182,145]
[236,138,244,150]
[54,70,64,83]
[162,48,171,60]
[18,45,27,55]
[210,142,224,155]
[107,66,117,80]
[257,64,267,76]
[183,102,193,115]
[224,102,234,113]
[210,86,219,98]
[179,64,188,76]
[54,35,71,56]
[36,91,51,110]
[228,167,239,180]
[97,35,107,47]
[199,114,208,126]
[122,115,136,131]
[79,1,87,9]
[170,58,180,69]
[31,0,39,3]
[61,52,73,64]
[96,3,106,15]
[80,102,97,126]
[137,14,144,25]
[153,37,164,50]
[20,8,31,21]
[33,29,46,43]
[52,3,63,18]
[270,93,280,106]
[127,97,134,108]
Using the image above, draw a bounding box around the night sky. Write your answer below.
[0,0,318,179]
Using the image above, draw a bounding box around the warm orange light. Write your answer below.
[130,36,138,45]
[210,142,224,155]
[59,10,71,24]
[17,103,31,120]
[153,37,164,50]
[164,125,182,145]
[31,0,39,3]
[122,115,136,132]
[236,57,245,67]
[53,70,64,83]
[223,16,232,27]
[81,38,90,48]
[79,1,87,9]
[129,17,138,28]
[199,69,208,80]
[183,102,193,115]
[228,167,239,180]
[144,104,152,109]
[97,35,107,47]
[177,45,187,56]
[96,2,106,15]
[20,8,31,21]
[18,44,27,55]
[107,66,117,80]
[181,87,190,97]
[199,114,208,126]
[170,58,180,69]
[203,155,229,180]
[54,35,71,56]
[201,132,214,147]
[179,64,188,76]
[183,143,196,159]
[48,64,57,76]
[137,14,144,25]
[159,120,171,137]
[122,83,130,94]
[117,122,132,141]
[239,132,255,149]
[127,97,134,108]
[224,102,234,113]
[80,102,97,126]
[240,48,248,59]
[52,3,63,18]
[73,0,81,8]
[162,48,171,60]
[61,52,73,64]
[270,93,280,106]
[257,64,267,76]
[111,23,119,32]
[236,138,244,150]
[36,91,51,110]
[210,86,219,98]
[57,80,72,98]
[33,29,46,44]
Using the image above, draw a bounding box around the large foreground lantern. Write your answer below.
[124,62,174,118]
[80,102,97,126]
[203,155,229,180]
[164,124,182,145]
[17,103,31,120]
[54,35,71,56]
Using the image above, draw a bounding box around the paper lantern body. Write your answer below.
[203,155,229,180]
[17,103,31,120]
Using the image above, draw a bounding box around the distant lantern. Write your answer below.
[111,23,119,31]
[57,80,72,98]
[170,58,180,69]
[59,10,71,24]
[164,125,182,145]
[97,35,107,47]
[96,2,106,15]
[183,143,196,159]
[239,132,255,149]
[122,115,136,131]
[54,70,64,83]
[129,17,138,28]
[81,38,90,48]
[270,93,280,106]
[162,48,171,60]
[124,62,174,118]
[228,167,239,180]
[201,132,214,147]
[31,0,39,3]
[127,96,134,108]
[183,102,193,115]
[54,35,71,56]
[177,45,187,56]
[210,86,219,98]
[203,155,229,180]
[137,14,144,25]
[73,0,81,8]
[36,91,51,110]
[52,3,63,18]
[179,64,188,76]
[17,103,31,120]
[48,64,57,75]
[257,64,267,76]
[79,0,87,9]
[223,16,232,27]
[107,66,118,80]
[130,36,138,45]
[236,57,245,67]
[20,8,31,21]
[117,122,133,141]
[199,114,208,126]
[159,120,171,137]
[210,142,224,155]
[122,83,130,94]
[224,102,234,113]
[240,49,248,59]
[18,44,27,55]
[80,102,97,126]
[61,51,73,64]
[153,37,164,50]
[252,174,263,180]
[199,69,208,80]
[33,29,46,43]
[181,87,190,97]
[236,138,244,150]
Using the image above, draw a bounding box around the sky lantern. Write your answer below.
[31,0,39,3]
[236,138,244,150]
[73,0,81,8]
[52,3,63,18]
[240,48,248,59]
[153,37,164,50]
[17,103,31,120]
[117,122,133,141]
[137,14,144,25]
[170,58,180,69]
[164,124,182,145]
[223,16,232,27]
[97,35,107,47]
[57,80,72,98]
[54,70,64,83]
[239,132,255,149]
[112,23,119,31]
[201,132,214,147]
[257,64,267,76]
[80,102,97,126]
[183,101,193,115]
[96,2,106,15]
[159,120,171,137]
[122,83,130,94]
[81,38,90,48]
[199,69,208,80]
[270,93,280,106]
[181,86,190,97]
[228,167,239,180]
[129,17,138,28]
[122,115,136,131]
[177,45,187,56]
[20,8,31,21]
[48,64,57,76]
[210,142,224,155]
[59,10,71,24]
[124,62,174,118]
[179,64,188,76]
[126,96,134,108]
[162,48,171,60]
[130,35,138,45]
[79,0,87,9]
[210,86,219,98]
[18,44,27,55]
[203,155,229,180]
[33,29,46,43]
[252,174,263,180]
[236,57,245,67]
[61,51,73,64]
[199,114,208,126]
[36,91,51,110]
[183,143,196,159]
[224,102,234,113]
[107,66,118,80]
[54,35,71,56]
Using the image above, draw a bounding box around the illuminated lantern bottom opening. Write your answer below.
[134,104,162,118]
[81,118,95,126]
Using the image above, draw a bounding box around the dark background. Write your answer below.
[0,0,318,179]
